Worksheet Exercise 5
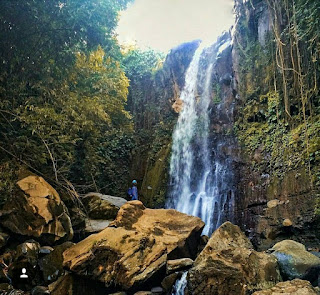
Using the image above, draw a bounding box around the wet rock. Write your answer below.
[15,240,40,267]
[187,222,281,295]
[0,175,73,244]
[31,286,50,295]
[253,279,319,295]
[167,258,193,274]
[134,292,152,295]
[39,241,74,284]
[81,193,127,220]
[271,240,320,280]
[63,201,204,291]
[39,246,54,255]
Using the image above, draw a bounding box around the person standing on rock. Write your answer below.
[130,180,138,201]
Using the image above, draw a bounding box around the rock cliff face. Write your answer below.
[130,0,320,252]
[231,0,320,250]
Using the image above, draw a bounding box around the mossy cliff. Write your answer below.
[127,41,200,207]
[232,0,320,249]
[128,0,320,250]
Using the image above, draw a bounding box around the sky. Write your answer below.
[116,0,235,53]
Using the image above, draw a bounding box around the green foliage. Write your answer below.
[0,0,134,199]
[234,0,320,213]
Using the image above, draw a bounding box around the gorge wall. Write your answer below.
[129,0,320,250]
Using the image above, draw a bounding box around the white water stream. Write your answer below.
[166,38,234,236]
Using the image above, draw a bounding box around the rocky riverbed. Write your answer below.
[0,174,319,295]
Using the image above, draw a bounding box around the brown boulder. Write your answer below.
[81,193,127,220]
[196,221,253,261]
[187,222,281,295]
[253,279,319,295]
[271,240,320,280]
[63,201,204,291]
[0,176,73,244]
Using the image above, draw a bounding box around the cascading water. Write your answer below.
[166,36,235,236]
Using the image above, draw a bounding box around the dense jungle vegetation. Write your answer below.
[234,0,320,207]
[0,0,164,204]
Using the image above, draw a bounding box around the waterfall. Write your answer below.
[172,271,188,295]
[166,37,234,236]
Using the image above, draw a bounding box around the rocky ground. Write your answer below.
[0,174,319,295]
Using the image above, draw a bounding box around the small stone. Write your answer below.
[151,286,164,294]
[39,246,54,255]
[283,219,292,227]
[267,199,279,208]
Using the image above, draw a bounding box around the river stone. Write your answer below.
[63,201,204,291]
[187,222,281,295]
[0,175,73,244]
[81,193,127,220]
[253,279,319,295]
[271,240,320,280]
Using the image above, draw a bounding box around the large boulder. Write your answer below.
[0,176,73,244]
[63,201,204,291]
[253,279,319,295]
[271,240,320,280]
[81,193,127,220]
[187,222,281,295]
